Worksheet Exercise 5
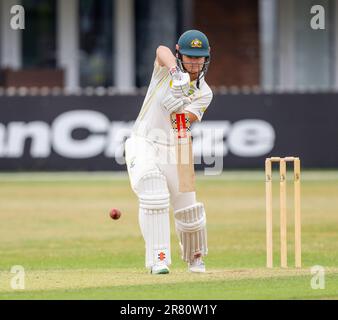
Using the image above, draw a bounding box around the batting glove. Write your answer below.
[169,66,190,98]
[162,95,191,114]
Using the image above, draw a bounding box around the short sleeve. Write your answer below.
[153,58,169,80]
[184,88,213,122]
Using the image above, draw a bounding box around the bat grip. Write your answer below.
[177,106,184,114]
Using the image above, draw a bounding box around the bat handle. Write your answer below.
[177,107,184,114]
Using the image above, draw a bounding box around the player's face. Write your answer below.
[182,55,205,75]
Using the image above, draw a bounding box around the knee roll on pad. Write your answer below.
[136,171,170,210]
[174,203,208,263]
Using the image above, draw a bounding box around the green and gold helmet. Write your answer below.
[178,30,210,57]
[176,30,210,88]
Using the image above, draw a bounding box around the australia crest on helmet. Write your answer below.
[190,38,202,48]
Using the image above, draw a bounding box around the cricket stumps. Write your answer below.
[265,156,301,268]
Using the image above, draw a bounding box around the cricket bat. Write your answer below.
[171,112,195,192]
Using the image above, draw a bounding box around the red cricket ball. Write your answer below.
[109,208,121,220]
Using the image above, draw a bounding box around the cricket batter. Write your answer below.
[125,30,213,274]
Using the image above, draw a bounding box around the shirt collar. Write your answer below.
[190,76,205,89]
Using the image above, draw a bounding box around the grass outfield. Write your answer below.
[0,171,338,300]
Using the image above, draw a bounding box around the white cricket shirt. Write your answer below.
[132,60,213,145]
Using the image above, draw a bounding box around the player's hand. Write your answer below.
[162,95,191,114]
[169,66,190,98]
